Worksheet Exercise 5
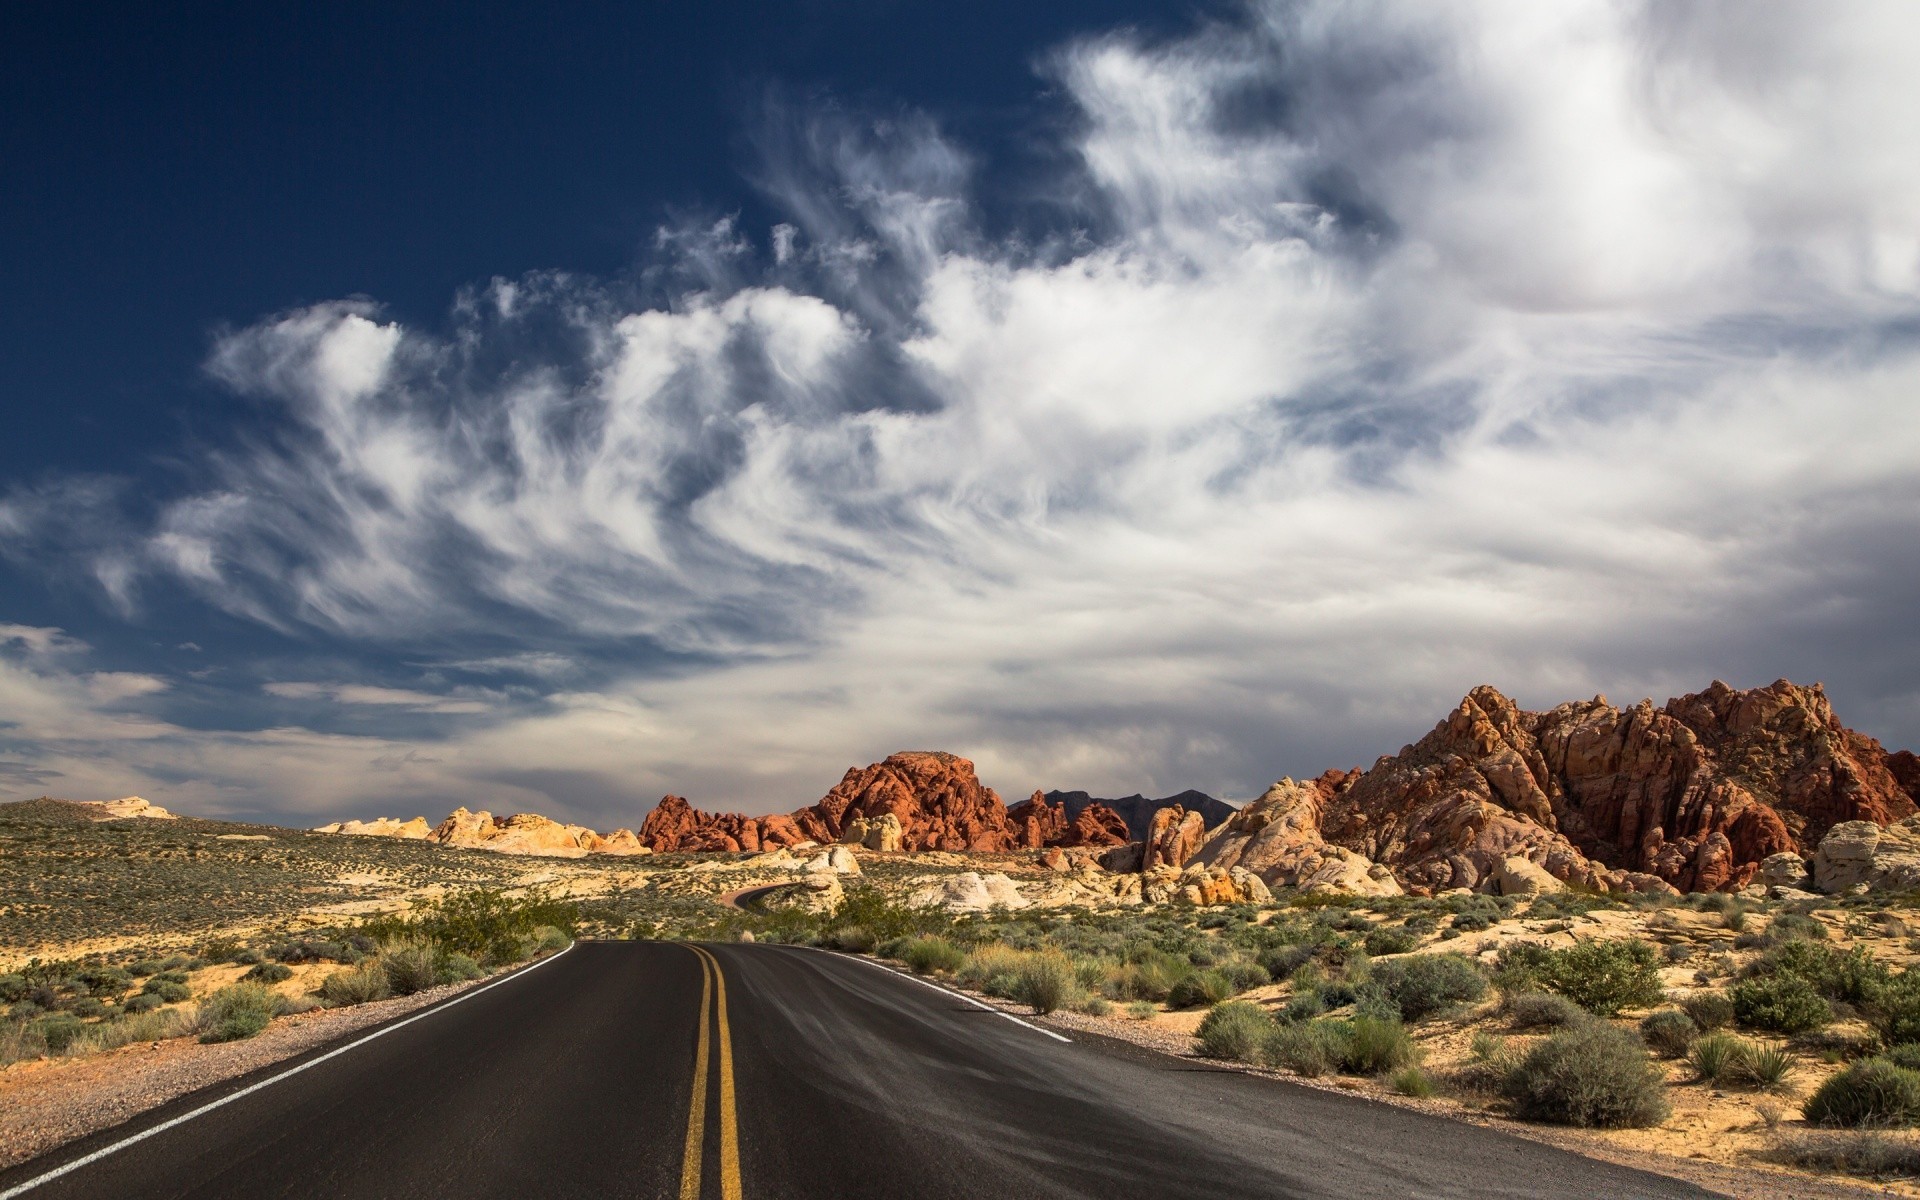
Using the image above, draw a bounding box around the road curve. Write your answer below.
[0,942,1718,1200]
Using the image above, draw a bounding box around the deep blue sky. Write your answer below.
[2,1,1191,481]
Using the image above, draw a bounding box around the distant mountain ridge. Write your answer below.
[1044,789,1237,841]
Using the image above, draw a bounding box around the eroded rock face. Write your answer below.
[1142,807,1207,871]
[907,871,1031,912]
[428,808,603,858]
[840,812,904,852]
[1198,680,1914,896]
[83,797,177,821]
[1042,789,1236,841]
[1006,792,1069,849]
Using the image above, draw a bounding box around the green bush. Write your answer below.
[822,925,877,953]
[1639,1009,1698,1057]
[1804,1059,1920,1128]
[1168,970,1234,1010]
[1680,991,1735,1032]
[34,1014,84,1053]
[1364,927,1418,957]
[901,937,966,975]
[1012,954,1077,1015]
[1342,1014,1414,1073]
[1372,954,1486,1022]
[1885,1043,1920,1072]
[196,982,276,1043]
[1870,969,1920,1046]
[0,974,28,1003]
[1731,1042,1793,1090]
[1261,1019,1349,1077]
[1732,974,1831,1034]
[1196,1001,1273,1061]
[1748,941,1889,1006]
[1220,961,1272,993]
[122,992,164,1015]
[1257,944,1316,982]
[242,963,293,985]
[1282,990,1326,1023]
[1503,1023,1670,1128]
[318,963,391,1007]
[1521,939,1666,1017]
[437,953,484,983]
[144,980,191,1003]
[382,942,440,997]
[1393,1066,1437,1098]
[1504,991,1586,1030]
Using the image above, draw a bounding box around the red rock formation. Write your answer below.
[1248,679,1911,895]
[1891,751,1920,805]
[800,752,1018,852]
[1061,802,1130,848]
[1006,791,1069,849]
[1143,806,1207,870]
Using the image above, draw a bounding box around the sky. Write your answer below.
[3,1,1918,830]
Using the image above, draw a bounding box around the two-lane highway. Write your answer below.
[0,942,1716,1199]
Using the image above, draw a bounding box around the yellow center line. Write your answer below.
[678,947,712,1200]
[693,946,744,1200]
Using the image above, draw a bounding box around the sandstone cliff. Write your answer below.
[1200,679,1914,896]
[1043,789,1235,841]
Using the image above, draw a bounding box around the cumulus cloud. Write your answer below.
[2,0,1918,822]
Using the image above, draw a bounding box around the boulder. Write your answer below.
[800,845,862,875]
[1493,855,1566,896]
[1812,817,1920,894]
[1756,851,1812,890]
[907,871,1031,912]
[840,812,904,853]
[761,872,845,914]
[313,816,430,839]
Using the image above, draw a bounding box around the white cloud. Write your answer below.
[1,0,1918,822]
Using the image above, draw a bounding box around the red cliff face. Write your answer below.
[1063,802,1130,848]
[1006,791,1069,849]
[1305,679,1911,894]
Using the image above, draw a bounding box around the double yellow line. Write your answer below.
[678,945,742,1200]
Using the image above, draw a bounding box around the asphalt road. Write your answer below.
[0,942,1719,1199]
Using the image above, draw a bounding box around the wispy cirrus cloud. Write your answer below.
[1,0,1917,824]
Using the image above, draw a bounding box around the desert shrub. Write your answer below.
[76,966,133,997]
[901,937,966,975]
[1012,953,1077,1015]
[530,926,569,954]
[1639,1009,1698,1057]
[1805,1059,1920,1128]
[1257,944,1316,982]
[271,940,350,965]
[127,960,160,978]
[1732,1043,1794,1090]
[361,888,579,966]
[0,974,28,1003]
[437,953,484,983]
[821,925,877,953]
[1761,912,1829,946]
[1681,991,1735,1032]
[34,1014,84,1053]
[1125,1001,1157,1020]
[1314,981,1359,1009]
[1105,951,1189,1002]
[1364,927,1418,957]
[196,982,276,1043]
[144,980,191,1003]
[1689,1032,1742,1084]
[1505,991,1586,1030]
[1282,990,1326,1024]
[1749,941,1889,1006]
[959,945,1030,993]
[1079,996,1111,1017]
[242,962,293,985]
[1168,969,1234,1010]
[1220,961,1271,993]
[381,941,440,997]
[1888,1044,1920,1072]
[1503,1023,1670,1128]
[1768,1129,1920,1178]
[318,963,391,1007]
[69,997,108,1019]
[1342,1014,1414,1073]
[1197,1001,1273,1061]
[1870,970,1920,1046]
[1261,1019,1349,1077]
[122,992,164,1015]
[1393,1067,1437,1098]
[1372,953,1487,1022]
[1732,974,1831,1034]
[1543,940,1666,1016]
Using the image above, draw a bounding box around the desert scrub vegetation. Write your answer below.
[1370,953,1487,1021]
[1197,1001,1271,1061]
[1494,938,1665,1017]
[1804,1058,1920,1128]
[1501,1023,1670,1128]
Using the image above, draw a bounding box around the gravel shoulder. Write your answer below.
[0,975,494,1171]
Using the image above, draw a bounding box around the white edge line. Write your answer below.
[0,942,577,1200]
[786,944,1071,1044]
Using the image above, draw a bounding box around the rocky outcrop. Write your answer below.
[1141,806,1208,871]
[1812,819,1920,893]
[1044,789,1236,841]
[428,808,604,858]
[907,871,1031,912]
[1886,750,1920,805]
[759,873,845,914]
[641,750,1124,855]
[312,816,431,839]
[1198,679,1914,897]
[81,797,177,821]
